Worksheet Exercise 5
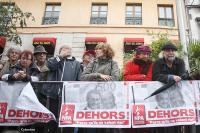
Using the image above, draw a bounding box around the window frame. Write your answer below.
[42,3,61,25]
[158,5,175,27]
[125,3,142,25]
[90,3,108,24]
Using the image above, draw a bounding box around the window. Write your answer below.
[90,4,108,24]
[42,4,61,25]
[125,4,142,25]
[158,5,174,27]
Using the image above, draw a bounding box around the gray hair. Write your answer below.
[6,45,21,57]
[59,45,71,54]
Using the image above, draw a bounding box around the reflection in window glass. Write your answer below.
[158,6,174,27]
[125,4,142,25]
[90,4,108,24]
[43,4,61,25]
[159,7,165,18]
[166,7,172,18]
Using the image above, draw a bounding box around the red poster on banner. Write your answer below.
[60,104,75,125]
[0,103,8,123]
[132,105,146,125]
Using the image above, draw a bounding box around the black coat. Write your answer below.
[47,56,82,81]
[152,57,187,83]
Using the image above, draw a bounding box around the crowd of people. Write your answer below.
[0,42,191,133]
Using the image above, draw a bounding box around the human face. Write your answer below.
[163,49,176,62]
[35,52,47,64]
[9,50,20,62]
[95,47,104,58]
[83,55,92,64]
[20,54,32,68]
[101,92,115,109]
[136,52,150,61]
[156,91,170,108]
[87,92,101,110]
[60,47,72,57]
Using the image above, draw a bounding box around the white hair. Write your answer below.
[6,45,21,57]
[59,45,71,54]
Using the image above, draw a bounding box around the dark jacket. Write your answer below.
[47,56,82,81]
[152,57,187,83]
[1,63,39,82]
[80,58,120,81]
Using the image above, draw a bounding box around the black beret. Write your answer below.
[161,43,177,51]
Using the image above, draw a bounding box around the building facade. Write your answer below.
[1,0,179,68]
[186,0,200,40]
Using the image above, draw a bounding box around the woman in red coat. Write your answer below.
[124,45,153,133]
[124,45,153,81]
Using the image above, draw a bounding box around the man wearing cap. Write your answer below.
[124,45,153,81]
[152,42,188,83]
[33,45,49,81]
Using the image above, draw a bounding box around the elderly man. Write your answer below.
[152,42,188,83]
[48,45,82,81]
[33,45,49,81]
[47,45,82,133]
[0,45,21,78]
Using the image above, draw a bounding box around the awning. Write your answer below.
[33,37,56,47]
[124,38,144,43]
[0,37,6,48]
[85,37,107,43]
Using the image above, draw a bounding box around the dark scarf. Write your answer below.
[133,58,152,75]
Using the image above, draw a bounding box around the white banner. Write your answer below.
[59,81,131,128]
[0,82,55,126]
[130,81,197,128]
[193,81,200,125]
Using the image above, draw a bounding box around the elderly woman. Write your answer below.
[80,43,120,133]
[0,45,21,78]
[1,50,38,82]
[81,42,120,81]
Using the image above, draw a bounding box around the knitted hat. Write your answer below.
[136,45,151,54]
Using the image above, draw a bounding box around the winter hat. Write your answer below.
[161,42,177,51]
[34,45,47,54]
[136,45,151,54]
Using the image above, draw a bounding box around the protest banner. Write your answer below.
[130,81,197,128]
[0,82,55,126]
[59,81,131,128]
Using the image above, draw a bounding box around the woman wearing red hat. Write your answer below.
[124,45,153,81]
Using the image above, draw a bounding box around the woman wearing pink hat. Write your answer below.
[124,45,153,81]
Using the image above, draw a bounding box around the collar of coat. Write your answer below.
[61,56,76,61]
[35,62,49,72]
[94,58,112,64]
[160,57,180,65]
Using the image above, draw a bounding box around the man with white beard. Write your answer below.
[152,42,188,83]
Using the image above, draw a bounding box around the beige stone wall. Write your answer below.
[2,0,179,68]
